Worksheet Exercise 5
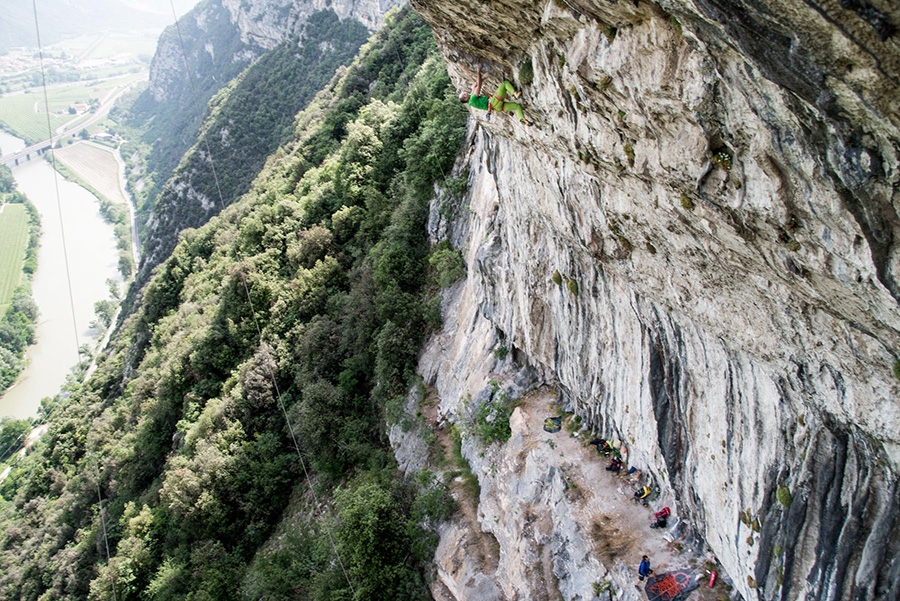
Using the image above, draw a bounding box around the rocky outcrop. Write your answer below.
[221,0,403,46]
[408,1,900,600]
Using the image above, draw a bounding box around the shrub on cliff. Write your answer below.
[474,389,515,444]
[429,241,465,288]
[776,486,793,507]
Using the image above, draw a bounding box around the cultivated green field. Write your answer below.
[0,93,68,142]
[0,73,143,143]
[0,203,29,309]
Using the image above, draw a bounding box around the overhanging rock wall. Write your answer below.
[411,1,900,599]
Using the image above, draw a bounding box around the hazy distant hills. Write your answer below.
[0,0,199,51]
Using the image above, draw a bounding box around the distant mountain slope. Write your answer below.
[126,0,403,218]
[137,9,370,277]
[127,0,266,205]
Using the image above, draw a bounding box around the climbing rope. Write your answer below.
[31,1,117,598]
[166,0,357,593]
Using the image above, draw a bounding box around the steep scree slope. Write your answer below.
[410,1,900,600]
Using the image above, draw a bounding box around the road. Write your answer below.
[0,81,139,167]
[53,74,144,134]
[112,144,142,265]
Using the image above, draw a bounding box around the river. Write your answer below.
[0,129,122,419]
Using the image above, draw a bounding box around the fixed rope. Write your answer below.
[31,1,117,599]
[166,1,356,593]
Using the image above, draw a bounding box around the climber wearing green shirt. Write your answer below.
[459,64,532,126]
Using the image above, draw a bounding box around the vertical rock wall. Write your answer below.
[411,1,900,599]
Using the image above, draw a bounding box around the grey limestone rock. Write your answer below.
[411,1,900,599]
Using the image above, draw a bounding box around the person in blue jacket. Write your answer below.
[638,555,653,581]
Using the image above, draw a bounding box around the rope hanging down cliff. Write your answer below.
[166,0,357,594]
[31,1,118,599]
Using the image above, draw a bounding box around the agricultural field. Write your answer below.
[0,25,156,93]
[0,73,143,143]
[0,203,29,309]
[54,142,126,205]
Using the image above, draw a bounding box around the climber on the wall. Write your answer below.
[459,63,532,126]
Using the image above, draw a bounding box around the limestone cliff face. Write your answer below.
[408,1,900,600]
[220,0,404,44]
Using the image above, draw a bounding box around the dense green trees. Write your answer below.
[0,418,29,461]
[130,9,372,285]
[0,8,468,600]
[0,290,39,391]
[0,166,15,193]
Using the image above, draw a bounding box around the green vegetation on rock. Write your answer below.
[519,58,534,86]
[0,9,468,600]
[429,241,465,288]
[777,485,793,507]
[473,385,515,445]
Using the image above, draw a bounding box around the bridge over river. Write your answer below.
[0,80,138,168]
[0,136,76,167]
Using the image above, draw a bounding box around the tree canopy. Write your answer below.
[0,8,467,600]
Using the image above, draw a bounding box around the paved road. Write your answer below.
[0,82,138,166]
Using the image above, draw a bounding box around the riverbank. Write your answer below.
[53,140,139,275]
[0,140,42,408]
[0,148,122,419]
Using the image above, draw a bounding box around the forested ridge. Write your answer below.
[128,9,372,281]
[125,0,258,206]
[0,8,468,599]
